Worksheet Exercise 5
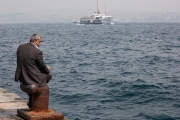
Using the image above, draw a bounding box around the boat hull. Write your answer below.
[80,19,102,24]
[79,16,112,25]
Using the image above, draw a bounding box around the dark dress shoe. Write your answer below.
[27,102,31,108]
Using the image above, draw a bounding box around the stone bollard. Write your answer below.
[17,84,65,120]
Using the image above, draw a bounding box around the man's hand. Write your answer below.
[47,65,50,71]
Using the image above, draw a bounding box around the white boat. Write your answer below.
[79,0,113,25]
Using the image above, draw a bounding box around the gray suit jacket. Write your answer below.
[15,42,50,87]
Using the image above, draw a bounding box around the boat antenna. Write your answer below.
[97,0,100,14]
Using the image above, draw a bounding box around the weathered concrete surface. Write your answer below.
[0,88,66,120]
[0,88,28,120]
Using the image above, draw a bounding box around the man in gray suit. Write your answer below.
[15,34,52,108]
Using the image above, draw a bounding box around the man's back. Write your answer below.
[15,42,50,86]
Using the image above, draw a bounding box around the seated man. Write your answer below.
[14,34,52,108]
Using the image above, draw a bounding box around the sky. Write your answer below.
[0,0,180,14]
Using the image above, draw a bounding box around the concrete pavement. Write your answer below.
[0,88,28,120]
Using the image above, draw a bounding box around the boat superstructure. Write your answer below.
[79,0,113,24]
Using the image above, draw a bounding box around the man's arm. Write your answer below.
[15,54,21,82]
[36,51,50,74]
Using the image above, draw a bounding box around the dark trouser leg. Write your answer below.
[27,94,32,108]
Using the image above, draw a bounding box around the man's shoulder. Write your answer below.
[17,43,27,50]
[19,43,38,49]
[18,43,30,48]
[18,43,41,52]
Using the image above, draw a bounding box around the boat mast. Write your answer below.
[96,0,100,14]
[105,5,106,15]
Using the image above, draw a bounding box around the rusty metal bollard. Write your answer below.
[17,84,65,120]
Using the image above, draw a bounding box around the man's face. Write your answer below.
[34,37,42,47]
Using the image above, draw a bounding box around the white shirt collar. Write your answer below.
[31,42,39,49]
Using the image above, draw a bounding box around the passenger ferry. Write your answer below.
[78,0,113,25]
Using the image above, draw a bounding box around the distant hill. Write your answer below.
[0,9,180,23]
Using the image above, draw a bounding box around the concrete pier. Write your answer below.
[0,88,28,120]
[0,88,66,120]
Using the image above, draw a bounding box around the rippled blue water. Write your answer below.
[0,23,180,120]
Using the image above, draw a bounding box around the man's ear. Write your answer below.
[33,40,37,44]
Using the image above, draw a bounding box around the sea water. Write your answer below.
[0,23,180,120]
